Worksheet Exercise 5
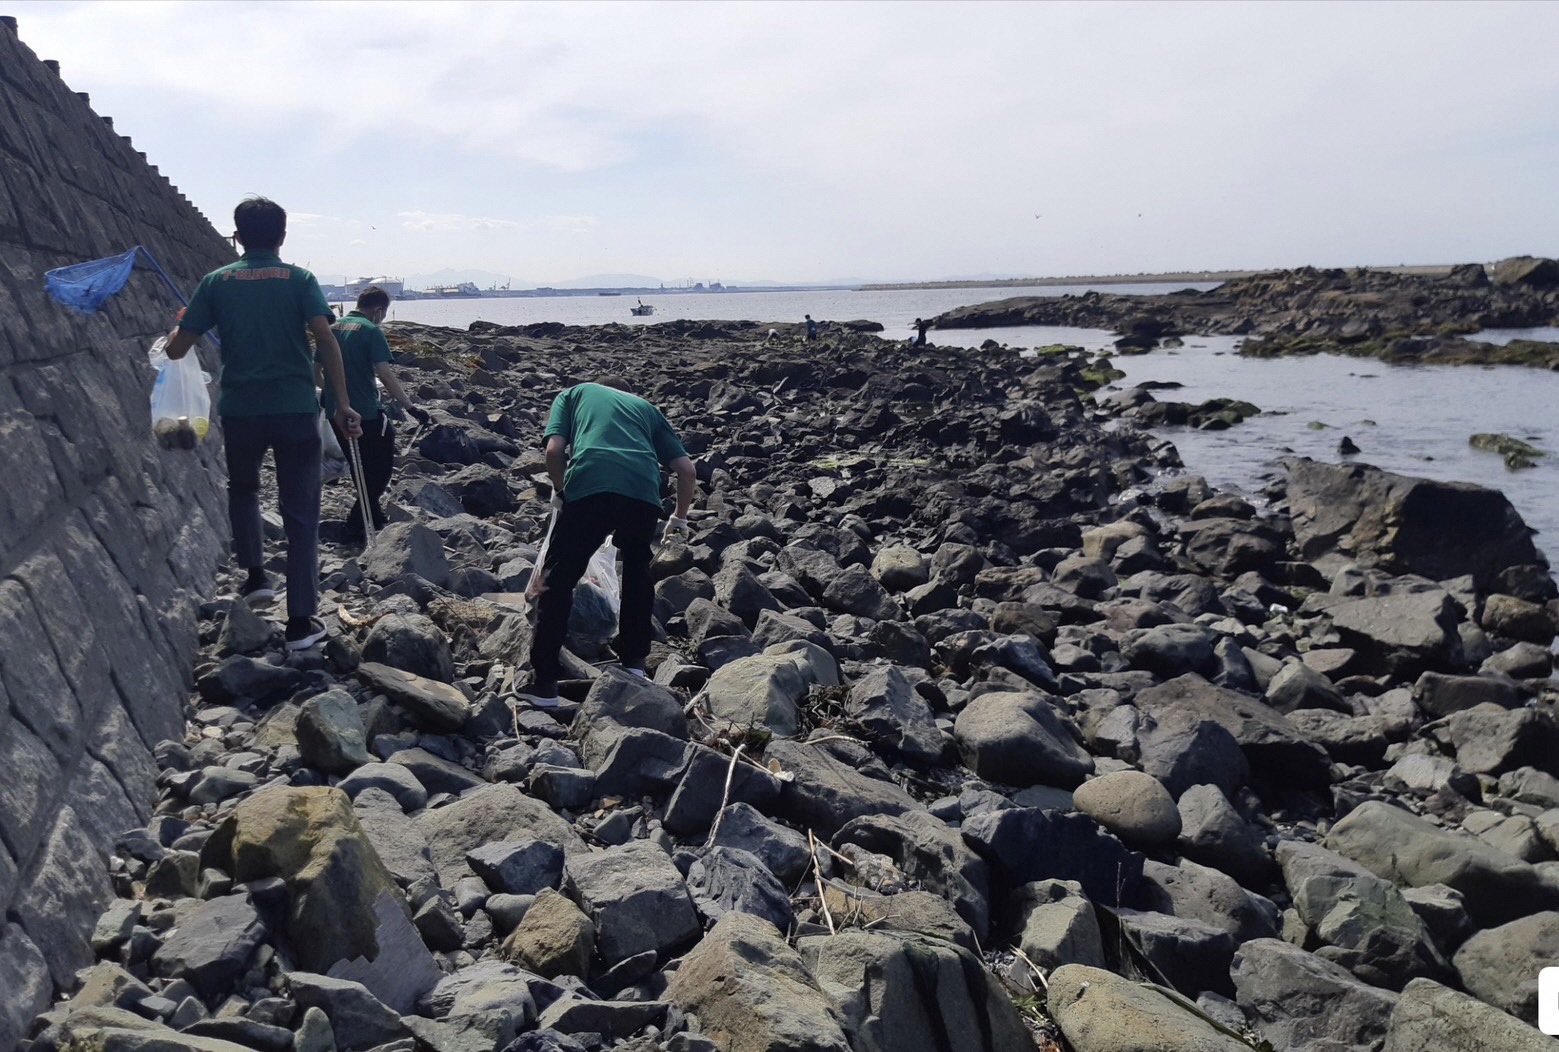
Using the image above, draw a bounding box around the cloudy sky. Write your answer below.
[12,1,1558,285]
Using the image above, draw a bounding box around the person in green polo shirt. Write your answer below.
[525,379,697,705]
[163,196,361,651]
[318,285,428,543]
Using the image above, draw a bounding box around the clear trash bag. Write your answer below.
[568,538,621,658]
[147,336,211,450]
[319,411,348,481]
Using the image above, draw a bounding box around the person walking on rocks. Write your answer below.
[319,285,429,543]
[526,379,696,705]
[805,314,818,340]
[913,317,930,346]
[162,196,362,651]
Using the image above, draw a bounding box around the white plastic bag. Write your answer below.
[147,336,211,450]
[583,538,622,618]
[525,509,560,602]
[319,411,348,482]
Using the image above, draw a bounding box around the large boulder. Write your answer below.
[200,788,400,974]
[832,810,991,941]
[361,613,455,682]
[844,665,944,764]
[1073,770,1182,849]
[764,740,921,838]
[356,662,471,732]
[961,807,1148,909]
[1324,800,1559,925]
[704,653,809,737]
[148,894,266,1000]
[1325,590,1464,677]
[1452,911,1559,1025]
[1047,965,1253,1052]
[1232,938,1398,1052]
[1383,978,1553,1051]
[800,930,1031,1052]
[296,688,371,775]
[500,887,594,979]
[364,522,451,588]
[664,913,851,1052]
[564,841,700,966]
[571,666,689,739]
[954,691,1094,788]
[1133,674,1330,789]
[1284,458,1543,589]
[416,783,584,885]
[1011,879,1106,972]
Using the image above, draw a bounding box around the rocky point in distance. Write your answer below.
[933,255,1559,367]
[19,315,1559,1052]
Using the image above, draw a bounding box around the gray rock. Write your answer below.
[297,688,371,775]
[149,893,265,998]
[1176,783,1269,885]
[198,655,307,704]
[1325,800,1559,926]
[663,745,783,835]
[1232,938,1398,1052]
[217,598,276,656]
[500,887,594,979]
[961,807,1147,909]
[1383,978,1553,1051]
[578,723,690,798]
[1452,911,1559,1024]
[1437,703,1559,777]
[1400,884,1475,953]
[686,596,752,646]
[664,912,852,1052]
[365,522,451,588]
[1140,859,1278,945]
[338,762,429,811]
[468,838,564,896]
[801,930,1031,1052]
[1011,879,1106,972]
[688,847,794,931]
[357,662,471,732]
[187,766,258,805]
[713,561,782,626]
[1413,670,1524,717]
[711,802,813,885]
[1481,641,1552,679]
[832,809,991,941]
[764,739,921,837]
[1073,770,1181,849]
[362,613,455,682]
[1264,660,1349,714]
[1047,964,1252,1052]
[822,564,901,620]
[1326,590,1463,677]
[1277,840,1451,989]
[290,972,412,1052]
[565,840,700,966]
[1136,708,1252,800]
[570,666,689,739]
[536,998,669,1041]
[704,653,808,737]
[844,665,944,764]
[295,1007,336,1052]
[1116,909,1238,996]
[388,747,485,796]
[353,787,438,888]
[1120,623,1219,677]
[871,545,930,592]
[417,783,584,885]
[954,691,1093,788]
[1134,673,1331,789]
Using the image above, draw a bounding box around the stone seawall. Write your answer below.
[0,17,234,1045]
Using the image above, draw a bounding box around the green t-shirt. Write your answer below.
[179,251,331,417]
[319,310,392,420]
[544,383,688,509]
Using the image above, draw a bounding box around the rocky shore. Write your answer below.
[931,257,1559,366]
[22,320,1559,1052]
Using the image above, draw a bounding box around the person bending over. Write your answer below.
[319,284,428,543]
[163,196,361,651]
[526,379,696,705]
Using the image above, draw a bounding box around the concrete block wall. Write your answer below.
[0,17,237,1045]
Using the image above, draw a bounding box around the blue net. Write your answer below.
[44,247,140,313]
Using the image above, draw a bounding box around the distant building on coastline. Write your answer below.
[347,275,404,299]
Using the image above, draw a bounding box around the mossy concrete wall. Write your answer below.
[0,17,235,1043]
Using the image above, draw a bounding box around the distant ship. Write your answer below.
[630,299,655,316]
[598,291,622,297]
[425,282,482,298]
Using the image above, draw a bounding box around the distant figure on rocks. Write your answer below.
[525,379,697,706]
[913,317,930,346]
[805,314,818,340]
[162,196,362,652]
[319,285,429,544]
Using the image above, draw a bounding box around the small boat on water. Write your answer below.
[630,299,655,316]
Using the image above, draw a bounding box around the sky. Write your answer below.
[10,0,1559,286]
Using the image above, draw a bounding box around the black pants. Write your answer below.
[331,414,395,532]
[223,413,321,620]
[530,493,659,686]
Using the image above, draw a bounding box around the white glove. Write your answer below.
[550,493,565,512]
[662,516,689,542]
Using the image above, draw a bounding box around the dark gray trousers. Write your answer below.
[223,413,321,620]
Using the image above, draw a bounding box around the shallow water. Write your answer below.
[1110,337,1559,563]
